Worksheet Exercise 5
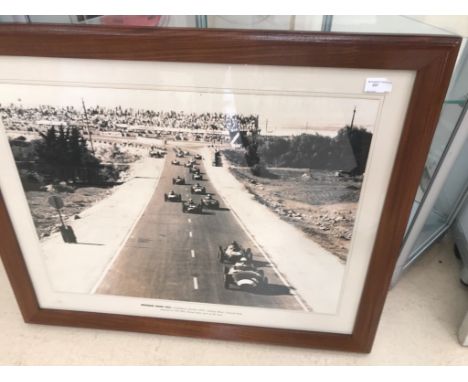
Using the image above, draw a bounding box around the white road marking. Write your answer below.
[189,231,193,238]
[188,218,192,223]
[193,277,199,290]
[191,249,195,258]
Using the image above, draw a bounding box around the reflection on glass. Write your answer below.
[0,15,458,36]
[207,15,323,31]
[418,100,467,198]
[408,131,468,264]
[331,15,452,35]
[406,38,468,236]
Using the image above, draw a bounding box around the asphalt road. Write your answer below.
[96,145,303,311]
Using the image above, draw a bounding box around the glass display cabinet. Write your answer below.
[0,15,466,285]
[392,39,468,284]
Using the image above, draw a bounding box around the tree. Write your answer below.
[37,126,57,163]
[258,137,290,165]
[35,126,100,182]
[68,126,83,166]
[56,126,68,164]
[250,126,372,174]
[335,126,372,175]
[240,130,260,167]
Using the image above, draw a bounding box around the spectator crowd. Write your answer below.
[0,103,259,142]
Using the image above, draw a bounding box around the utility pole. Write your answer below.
[81,98,95,155]
[350,106,357,129]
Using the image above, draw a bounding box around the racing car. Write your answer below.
[150,150,163,158]
[201,194,219,209]
[189,165,200,174]
[194,154,202,160]
[176,151,184,158]
[219,241,253,263]
[182,200,203,214]
[191,183,206,194]
[164,191,182,202]
[171,159,180,166]
[223,261,268,290]
[212,150,222,167]
[192,172,203,181]
[184,161,194,168]
[172,176,186,185]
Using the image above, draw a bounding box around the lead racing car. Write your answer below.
[191,183,206,194]
[223,261,268,290]
[201,194,219,209]
[219,241,253,263]
[182,199,203,214]
[164,190,182,202]
[172,176,186,185]
[171,159,180,166]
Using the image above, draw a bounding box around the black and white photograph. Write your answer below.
[0,56,415,333]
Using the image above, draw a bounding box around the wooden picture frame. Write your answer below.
[0,24,460,353]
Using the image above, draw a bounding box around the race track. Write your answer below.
[96,144,304,311]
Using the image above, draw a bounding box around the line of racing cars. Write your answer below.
[167,151,220,214]
[165,149,270,292]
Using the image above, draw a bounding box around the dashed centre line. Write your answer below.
[189,231,193,238]
[191,249,195,258]
[193,277,199,290]
[188,218,192,223]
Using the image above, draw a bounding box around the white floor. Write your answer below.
[0,233,467,365]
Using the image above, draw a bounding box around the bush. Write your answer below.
[250,163,278,179]
[254,126,372,174]
[34,126,100,183]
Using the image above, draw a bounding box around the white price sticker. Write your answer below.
[364,78,392,93]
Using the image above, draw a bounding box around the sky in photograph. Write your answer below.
[0,83,381,136]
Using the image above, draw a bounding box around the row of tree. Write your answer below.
[238,126,373,175]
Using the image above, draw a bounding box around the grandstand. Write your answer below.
[0,103,258,143]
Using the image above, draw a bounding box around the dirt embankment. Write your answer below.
[229,167,363,261]
[27,186,113,239]
[24,145,148,239]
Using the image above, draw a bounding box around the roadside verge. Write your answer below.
[202,148,345,314]
[40,157,165,294]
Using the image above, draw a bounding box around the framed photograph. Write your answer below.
[0,24,460,352]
